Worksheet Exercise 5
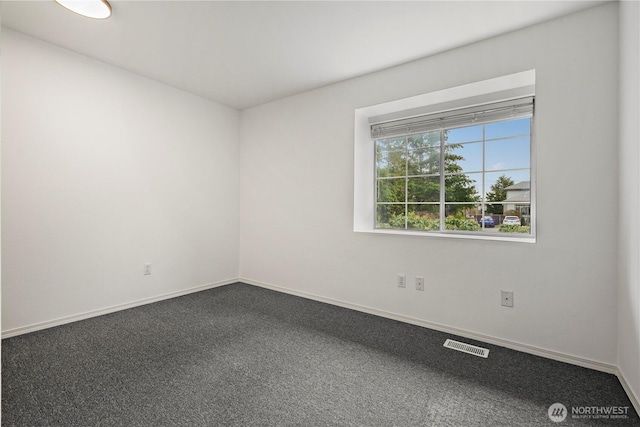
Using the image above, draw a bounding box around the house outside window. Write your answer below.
[503,180,531,220]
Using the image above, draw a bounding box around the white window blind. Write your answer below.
[370,97,534,139]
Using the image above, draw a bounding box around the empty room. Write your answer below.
[1,0,639,425]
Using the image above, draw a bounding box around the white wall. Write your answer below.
[1,30,240,334]
[240,4,619,366]
[1,0,637,408]
[618,0,640,407]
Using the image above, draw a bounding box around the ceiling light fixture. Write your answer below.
[54,0,112,19]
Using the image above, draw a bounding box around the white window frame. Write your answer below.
[354,70,536,243]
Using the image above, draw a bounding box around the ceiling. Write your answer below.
[1,0,608,110]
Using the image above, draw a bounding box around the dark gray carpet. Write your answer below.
[2,282,639,426]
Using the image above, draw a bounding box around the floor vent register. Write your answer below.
[443,339,490,358]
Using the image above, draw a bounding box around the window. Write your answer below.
[353,70,536,242]
[372,98,534,236]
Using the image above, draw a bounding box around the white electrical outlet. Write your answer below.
[144,263,152,276]
[416,277,424,291]
[501,290,514,307]
[398,274,406,288]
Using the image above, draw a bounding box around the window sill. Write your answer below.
[355,228,536,243]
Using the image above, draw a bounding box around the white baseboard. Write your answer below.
[1,278,238,339]
[239,278,619,374]
[242,278,640,414]
[617,368,640,417]
[240,278,620,372]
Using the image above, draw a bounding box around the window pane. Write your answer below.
[484,172,530,215]
[485,137,530,171]
[407,147,440,175]
[376,204,405,229]
[485,117,530,139]
[445,125,483,144]
[445,172,481,202]
[376,136,405,151]
[407,176,440,202]
[407,204,440,231]
[446,142,482,173]
[497,208,531,234]
[377,150,406,177]
[407,132,441,149]
[377,178,405,203]
[444,204,481,231]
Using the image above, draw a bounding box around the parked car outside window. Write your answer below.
[503,216,521,225]
[479,216,495,228]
